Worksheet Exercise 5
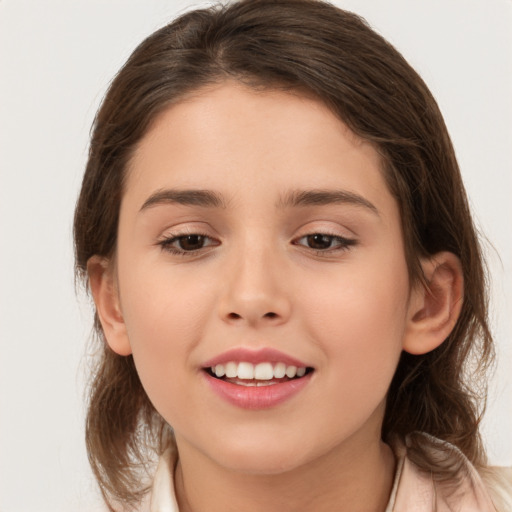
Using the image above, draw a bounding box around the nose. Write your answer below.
[217,244,292,328]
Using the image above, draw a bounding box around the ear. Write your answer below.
[403,252,464,355]
[87,255,132,356]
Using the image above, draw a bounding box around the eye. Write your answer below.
[294,233,356,253]
[158,233,219,255]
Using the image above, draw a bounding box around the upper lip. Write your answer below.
[202,347,310,369]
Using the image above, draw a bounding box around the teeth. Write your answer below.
[211,361,308,381]
[274,362,286,379]
[285,365,297,378]
[254,362,273,380]
[237,380,279,387]
[225,361,238,378]
[214,364,225,378]
[237,362,254,379]
[296,367,306,377]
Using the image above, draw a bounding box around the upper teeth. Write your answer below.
[211,362,307,380]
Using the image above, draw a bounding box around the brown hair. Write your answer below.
[74,0,494,508]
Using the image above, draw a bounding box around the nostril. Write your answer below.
[224,311,280,322]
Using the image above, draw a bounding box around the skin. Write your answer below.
[89,81,463,512]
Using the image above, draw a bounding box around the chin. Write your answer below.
[220,450,307,475]
[203,431,317,476]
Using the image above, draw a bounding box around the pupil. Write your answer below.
[308,234,332,249]
[179,235,204,250]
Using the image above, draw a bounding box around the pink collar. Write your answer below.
[149,434,496,512]
[387,433,496,512]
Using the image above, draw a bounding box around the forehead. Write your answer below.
[124,81,390,212]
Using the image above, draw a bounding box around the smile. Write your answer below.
[208,361,309,383]
[202,350,314,409]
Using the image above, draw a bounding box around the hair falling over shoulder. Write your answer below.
[74,0,495,508]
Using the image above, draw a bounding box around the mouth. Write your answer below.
[201,348,315,409]
[204,361,315,387]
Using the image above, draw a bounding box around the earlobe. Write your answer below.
[87,255,132,356]
[403,252,464,355]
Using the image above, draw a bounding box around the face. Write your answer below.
[112,81,415,474]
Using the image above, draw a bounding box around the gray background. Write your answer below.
[1,1,511,510]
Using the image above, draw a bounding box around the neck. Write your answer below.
[174,432,395,512]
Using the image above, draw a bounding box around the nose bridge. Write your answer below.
[219,233,291,326]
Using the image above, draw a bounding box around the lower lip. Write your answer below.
[203,372,313,410]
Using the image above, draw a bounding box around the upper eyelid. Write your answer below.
[157,231,356,253]
[292,226,356,241]
[158,224,218,241]
[159,232,218,244]
[158,227,355,241]
[291,216,359,236]
[157,233,219,257]
[293,233,357,247]
[294,233,354,241]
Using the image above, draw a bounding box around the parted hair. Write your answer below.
[74,0,494,509]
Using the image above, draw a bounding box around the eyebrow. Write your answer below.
[277,189,379,215]
[139,189,227,211]
[139,187,379,216]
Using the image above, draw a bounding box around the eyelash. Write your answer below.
[158,232,217,256]
[157,232,357,257]
[293,233,357,255]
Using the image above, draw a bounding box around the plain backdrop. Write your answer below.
[1,1,511,510]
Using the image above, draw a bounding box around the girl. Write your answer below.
[73,0,511,510]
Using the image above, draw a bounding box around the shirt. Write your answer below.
[147,433,503,511]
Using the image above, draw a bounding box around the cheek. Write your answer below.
[120,252,218,330]
[300,253,409,336]
[117,260,217,401]
[298,254,409,404]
